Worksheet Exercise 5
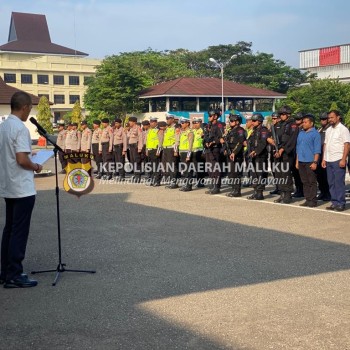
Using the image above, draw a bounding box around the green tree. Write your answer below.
[71,100,83,125]
[36,96,53,134]
[329,101,339,111]
[280,78,350,117]
[344,109,350,128]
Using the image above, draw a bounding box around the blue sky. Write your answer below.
[1,0,350,68]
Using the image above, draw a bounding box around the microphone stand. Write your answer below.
[31,129,96,286]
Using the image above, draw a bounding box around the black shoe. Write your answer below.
[292,192,304,198]
[0,276,5,285]
[247,193,257,200]
[207,188,220,195]
[334,205,345,212]
[322,196,331,201]
[274,195,284,203]
[308,202,317,208]
[299,201,309,207]
[165,184,179,189]
[196,183,205,188]
[95,173,102,179]
[326,205,335,210]
[180,187,192,192]
[316,193,324,200]
[282,197,292,204]
[4,275,38,288]
[269,188,280,195]
[226,191,235,197]
[59,169,66,174]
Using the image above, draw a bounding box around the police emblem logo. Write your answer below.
[63,152,94,197]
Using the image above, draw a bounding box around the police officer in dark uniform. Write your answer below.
[273,106,299,204]
[291,112,304,198]
[268,112,281,194]
[316,112,331,200]
[221,114,246,197]
[247,113,270,200]
[203,110,223,194]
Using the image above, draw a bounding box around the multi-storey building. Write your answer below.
[0,12,101,121]
[299,44,350,82]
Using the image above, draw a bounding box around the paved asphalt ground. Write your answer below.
[0,158,349,350]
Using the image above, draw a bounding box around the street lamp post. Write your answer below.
[209,54,237,121]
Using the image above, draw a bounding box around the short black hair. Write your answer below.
[10,91,32,111]
[328,109,340,117]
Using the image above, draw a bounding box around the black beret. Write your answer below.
[93,120,101,125]
[72,122,78,127]
[81,120,87,125]
[302,113,315,122]
[319,112,328,120]
[101,118,109,123]
[141,120,150,126]
[129,116,137,122]
[114,118,122,123]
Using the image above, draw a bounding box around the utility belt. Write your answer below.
[129,143,137,147]
[114,143,123,147]
[193,148,203,152]
[163,146,174,149]
[147,148,158,151]
[101,142,109,145]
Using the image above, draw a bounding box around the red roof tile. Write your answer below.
[0,12,87,56]
[0,77,41,105]
[139,78,285,98]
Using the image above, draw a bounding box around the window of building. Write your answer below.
[53,75,64,85]
[69,95,80,104]
[69,76,80,85]
[54,94,65,104]
[21,74,33,84]
[38,94,50,100]
[4,73,16,83]
[37,75,49,84]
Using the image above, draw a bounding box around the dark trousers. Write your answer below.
[205,148,221,188]
[162,148,178,183]
[316,163,330,197]
[327,161,346,207]
[101,142,113,176]
[180,152,193,187]
[113,144,125,178]
[1,196,36,281]
[251,156,268,191]
[58,150,67,170]
[148,149,161,184]
[129,144,141,176]
[193,150,205,181]
[275,154,294,193]
[92,143,103,173]
[292,162,303,194]
[298,162,317,204]
[228,157,243,190]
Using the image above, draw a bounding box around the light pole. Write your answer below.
[209,54,237,121]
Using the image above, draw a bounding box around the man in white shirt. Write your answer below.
[0,91,43,288]
[321,110,350,211]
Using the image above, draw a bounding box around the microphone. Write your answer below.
[30,117,48,135]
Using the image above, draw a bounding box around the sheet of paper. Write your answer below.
[31,150,54,165]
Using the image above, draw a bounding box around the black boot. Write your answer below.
[274,192,285,203]
[255,190,264,200]
[282,192,293,204]
[208,186,220,195]
[247,191,257,200]
[269,187,280,195]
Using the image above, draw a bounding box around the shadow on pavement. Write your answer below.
[0,190,349,349]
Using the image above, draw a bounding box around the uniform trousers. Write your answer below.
[113,144,125,178]
[101,142,113,176]
[179,152,194,187]
[193,150,205,182]
[58,150,67,170]
[250,156,268,191]
[1,196,35,281]
[316,162,330,197]
[92,143,103,173]
[275,153,294,193]
[147,149,162,184]
[129,144,141,176]
[228,156,243,190]
[298,162,317,204]
[205,147,221,188]
[162,148,178,183]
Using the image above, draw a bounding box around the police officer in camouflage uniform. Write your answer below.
[247,113,270,200]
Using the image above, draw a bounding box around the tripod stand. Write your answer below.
[31,131,95,286]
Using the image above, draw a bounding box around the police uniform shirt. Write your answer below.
[127,125,143,152]
[99,125,113,152]
[81,127,92,152]
[227,125,246,156]
[57,129,67,151]
[113,126,127,152]
[92,128,103,145]
[176,128,194,152]
[65,129,81,151]
[248,125,270,156]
